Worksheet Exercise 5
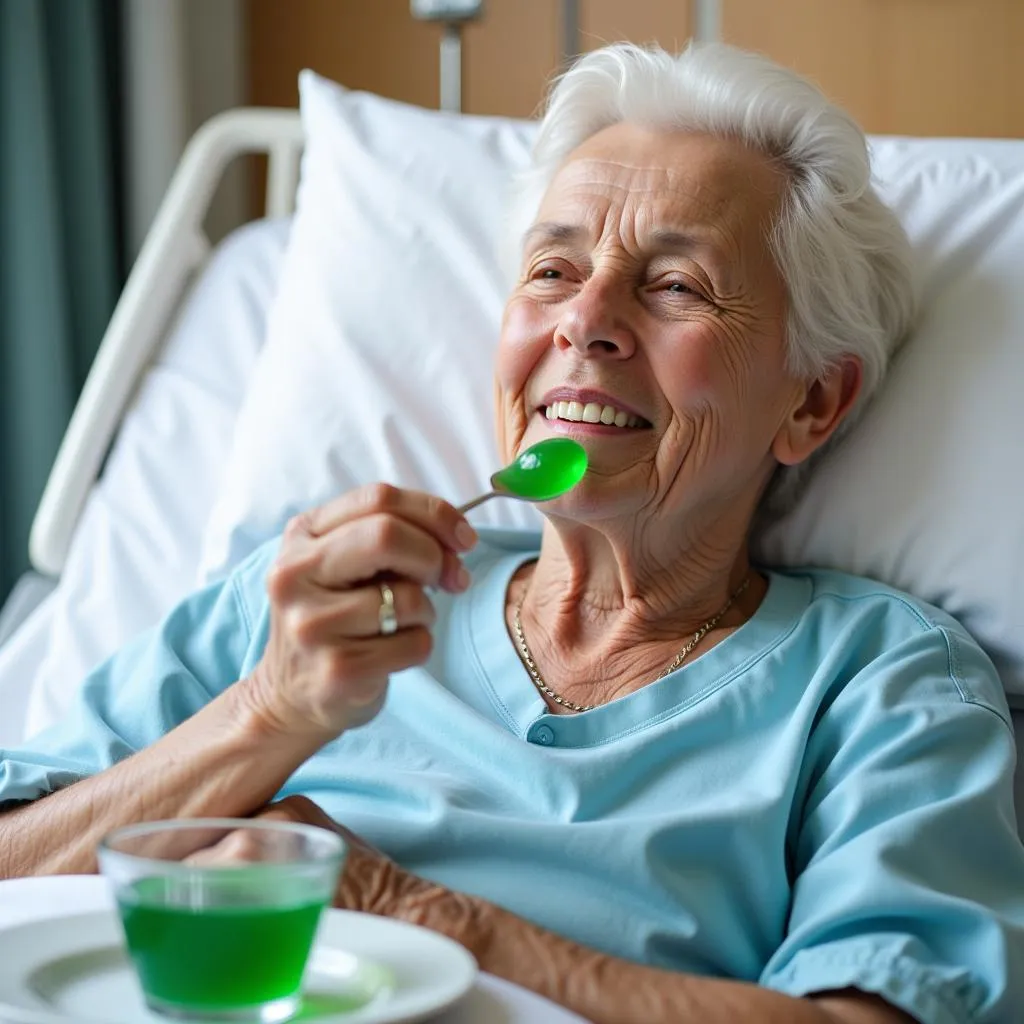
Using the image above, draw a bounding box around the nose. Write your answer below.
[553,275,637,360]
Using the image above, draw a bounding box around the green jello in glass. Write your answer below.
[98,818,346,1023]
[118,878,325,1011]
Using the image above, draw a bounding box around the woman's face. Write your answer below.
[495,123,805,525]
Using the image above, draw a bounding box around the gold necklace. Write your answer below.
[512,574,752,714]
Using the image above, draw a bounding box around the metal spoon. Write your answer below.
[457,438,588,514]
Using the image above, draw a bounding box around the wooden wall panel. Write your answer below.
[247,0,438,109]
[247,0,560,117]
[248,2,1024,137]
[247,1,694,119]
[462,0,560,117]
[723,0,1024,138]
[580,0,691,53]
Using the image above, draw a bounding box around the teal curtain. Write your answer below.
[0,0,124,598]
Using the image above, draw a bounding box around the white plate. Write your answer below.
[0,907,477,1024]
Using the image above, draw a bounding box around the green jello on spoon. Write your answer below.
[457,438,588,514]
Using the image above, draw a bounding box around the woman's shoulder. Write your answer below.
[767,563,966,634]
[765,564,1010,725]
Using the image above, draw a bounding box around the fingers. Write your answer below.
[255,798,399,915]
[283,581,436,643]
[257,798,382,855]
[184,797,339,866]
[272,511,471,596]
[258,795,339,832]
[312,515,468,591]
[305,484,477,555]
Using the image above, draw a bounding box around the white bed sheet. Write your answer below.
[0,218,289,747]
[0,598,55,748]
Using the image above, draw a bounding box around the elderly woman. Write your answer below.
[1,42,1022,1024]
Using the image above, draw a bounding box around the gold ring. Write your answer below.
[378,582,398,636]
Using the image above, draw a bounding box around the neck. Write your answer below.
[527,499,757,635]
[508,500,765,709]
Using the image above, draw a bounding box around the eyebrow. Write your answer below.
[649,229,704,253]
[522,221,586,248]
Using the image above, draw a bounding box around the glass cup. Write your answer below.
[98,818,347,1024]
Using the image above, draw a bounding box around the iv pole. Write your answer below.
[414,1,582,114]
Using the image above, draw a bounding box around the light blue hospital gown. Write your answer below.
[2,530,1023,1023]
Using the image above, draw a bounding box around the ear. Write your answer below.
[772,357,863,467]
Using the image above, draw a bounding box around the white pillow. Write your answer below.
[198,73,541,583]
[200,74,1024,704]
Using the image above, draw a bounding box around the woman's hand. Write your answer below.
[250,796,413,913]
[240,484,477,741]
[182,796,415,912]
[249,797,489,949]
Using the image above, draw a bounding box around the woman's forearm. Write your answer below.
[0,681,325,879]
[394,883,911,1024]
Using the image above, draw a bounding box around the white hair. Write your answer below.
[511,42,916,515]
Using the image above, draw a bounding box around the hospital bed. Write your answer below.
[1,73,1023,844]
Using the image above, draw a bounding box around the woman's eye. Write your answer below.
[666,281,693,294]
[527,263,573,287]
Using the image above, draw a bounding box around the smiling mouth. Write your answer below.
[542,400,650,429]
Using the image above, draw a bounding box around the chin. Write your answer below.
[540,485,630,524]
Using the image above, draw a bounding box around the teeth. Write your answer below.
[544,400,641,428]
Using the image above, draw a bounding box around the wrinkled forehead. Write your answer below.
[534,124,787,260]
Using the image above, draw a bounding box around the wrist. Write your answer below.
[393,874,495,963]
[229,668,339,750]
